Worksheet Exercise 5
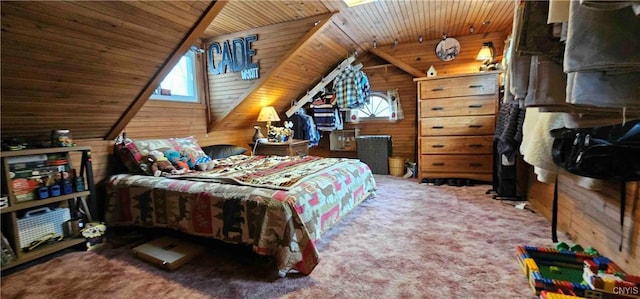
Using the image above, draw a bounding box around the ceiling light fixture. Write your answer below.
[394,38,398,48]
[418,35,423,43]
[343,0,377,7]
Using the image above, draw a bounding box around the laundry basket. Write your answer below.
[356,135,392,174]
[17,207,70,249]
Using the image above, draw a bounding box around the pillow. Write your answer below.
[201,144,247,159]
[116,136,206,173]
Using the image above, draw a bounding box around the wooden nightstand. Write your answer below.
[251,139,309,156]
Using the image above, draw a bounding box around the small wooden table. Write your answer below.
[250,139,309,156]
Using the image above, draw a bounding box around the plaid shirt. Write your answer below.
[334,67,370,109]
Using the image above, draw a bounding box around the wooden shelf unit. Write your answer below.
[0,146,95,270]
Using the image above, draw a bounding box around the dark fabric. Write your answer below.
[495,102,525,160]
[288,112,320,146]
[201,145,247,159]
[516,0,563,56]
[550,119,640,181]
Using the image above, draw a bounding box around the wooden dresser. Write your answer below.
[414,71,500,182]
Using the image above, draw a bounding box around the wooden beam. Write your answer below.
[106,0,227,140]
[210,11,337,131]
[368,48,425,78]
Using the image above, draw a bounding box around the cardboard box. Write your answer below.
[132,236,204,271]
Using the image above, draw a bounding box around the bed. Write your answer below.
[104,137,376,276]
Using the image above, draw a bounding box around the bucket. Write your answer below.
[388,156,404,177]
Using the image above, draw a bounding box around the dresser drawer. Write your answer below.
[419,74,497,99]
[420,154,492,173]
[290,142,309,156]
[420,136,493,154]
[420,115,495,136]
[420,95,496,118]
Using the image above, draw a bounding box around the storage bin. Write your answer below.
[329,129,360,151]
[17,207,70,249]
[389,157,404,176]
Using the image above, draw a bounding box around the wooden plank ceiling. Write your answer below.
[1,0,515,140]
[203,0,514,130]
[0,0,215,140]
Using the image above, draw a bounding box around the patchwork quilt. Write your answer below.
[105,155,376,276]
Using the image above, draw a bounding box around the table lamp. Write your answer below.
[255,106,280,141]
[476,41,495,71]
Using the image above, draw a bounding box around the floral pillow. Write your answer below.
[115,136,206,174]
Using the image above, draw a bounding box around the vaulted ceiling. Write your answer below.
[0,0,515,141]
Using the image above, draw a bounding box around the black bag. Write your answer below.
[548,119,640,250]
[550,120,640,181]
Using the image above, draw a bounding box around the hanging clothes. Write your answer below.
[311,104,343,132]
[333,66,370,110]
[287,109,319,147]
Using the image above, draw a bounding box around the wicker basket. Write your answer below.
[388,157,404,176]
[16,207,70,249]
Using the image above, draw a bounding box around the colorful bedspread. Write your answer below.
[167,155,348,190]
[105,155,376,276]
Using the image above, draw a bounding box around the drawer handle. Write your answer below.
[468,104,483,108]
[468,84,484,88]
[469,163,483,167]
[431,86,444,91]
[431,107,444,111]
[469,144,483,148]
[468,125,483,128]
[432,162,445,166]
[432,126,444,129]
[431,144,445,148]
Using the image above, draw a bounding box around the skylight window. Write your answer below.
[343,0,377,7]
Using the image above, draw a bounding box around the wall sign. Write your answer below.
[208,34,259,80]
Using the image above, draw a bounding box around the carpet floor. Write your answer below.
[1,175,556,299]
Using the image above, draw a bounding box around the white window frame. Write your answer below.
[355,92,391,120]
[150,51,199,103]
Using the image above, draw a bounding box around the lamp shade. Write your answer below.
[476,42,495,61]
[257,106,281,122]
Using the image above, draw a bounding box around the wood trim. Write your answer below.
[106,0,226,140]
[368,48,425,78]
[210,11,337,131]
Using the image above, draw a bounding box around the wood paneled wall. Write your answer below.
[527,170,640,274]
[349,64,417,162]
[0,1,212,140]
[205,16,319,124]
[371,31,507,77]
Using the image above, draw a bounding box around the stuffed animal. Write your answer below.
[180,149,197,169]
[194,155,217,171]
[147,150,179,176]
[164,149,189,172]
[81,222,107,250]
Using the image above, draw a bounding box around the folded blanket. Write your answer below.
[564,1,640,73]
[548,0,570,23]
[510,55,532,101]
[563,112,640,128]
[520,108,565,183]
[566,71,640,109]
[580,0,640,14]
[524,56,569,108]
